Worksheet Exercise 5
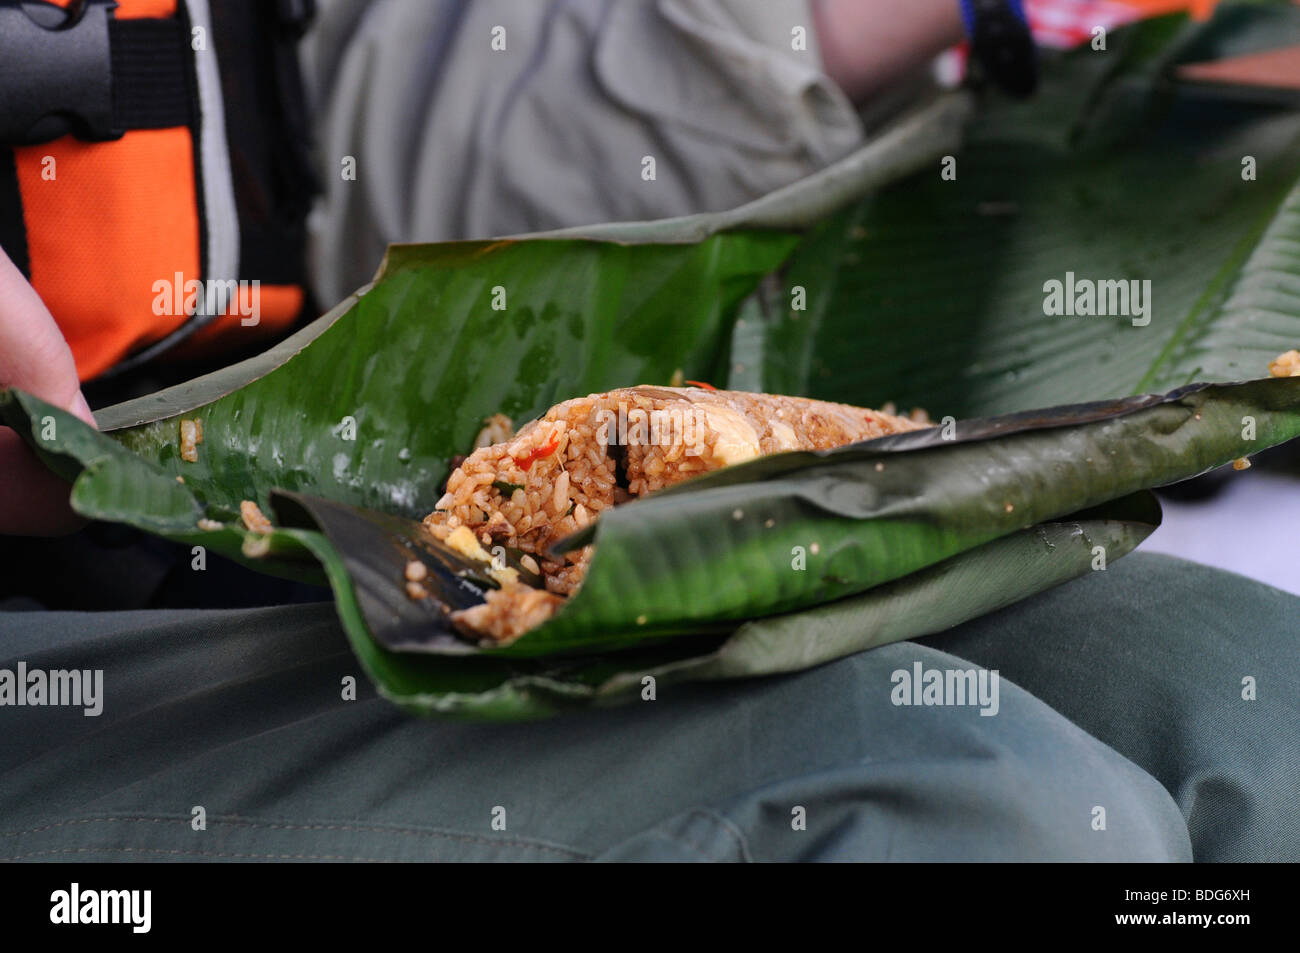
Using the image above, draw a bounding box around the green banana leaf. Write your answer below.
[757,6,1300,414]
[6,354,1298,719]
[8,234,793,588]
[309,492,1164,719]
[4,5,1300,720]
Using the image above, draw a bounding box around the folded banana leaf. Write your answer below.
[5,323,1299,720]
[4,7,1300,719]
[291,491,1165,719]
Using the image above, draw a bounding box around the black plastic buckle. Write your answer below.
[0,0,120,145]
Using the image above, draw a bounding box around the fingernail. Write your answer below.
[72,392,97,428]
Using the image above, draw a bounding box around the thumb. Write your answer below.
[0,248,96,428]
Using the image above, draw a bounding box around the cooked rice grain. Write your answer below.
[180,418,203,463]
[1270,349,1300,378]
[240,500,273,534]
[425,386,929,642]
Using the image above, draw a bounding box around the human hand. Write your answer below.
[0,247,97,535]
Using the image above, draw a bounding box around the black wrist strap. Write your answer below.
[960,0,1039,98]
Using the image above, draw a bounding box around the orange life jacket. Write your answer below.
[0,0,316,381]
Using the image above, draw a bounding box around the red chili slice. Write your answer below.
[684,380,717,391]
[512,433,561,471]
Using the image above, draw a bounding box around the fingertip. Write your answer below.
[71,391,97,429]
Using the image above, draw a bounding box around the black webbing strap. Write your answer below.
[109,17,195,132]
[0,148,30,277]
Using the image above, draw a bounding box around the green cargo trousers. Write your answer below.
[0,553,1294,861]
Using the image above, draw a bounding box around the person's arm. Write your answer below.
[812,0,965,102]
[0,247,97,535]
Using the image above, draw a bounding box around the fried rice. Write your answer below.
[423,386,930,642]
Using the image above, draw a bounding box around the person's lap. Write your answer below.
[0,552,1290,861]
[926,552,1300,862]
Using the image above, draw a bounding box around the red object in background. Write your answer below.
[1178,45,1300,90]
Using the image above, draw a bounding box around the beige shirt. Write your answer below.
[301,0,865,304]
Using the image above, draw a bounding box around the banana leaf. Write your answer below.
[4,6,1300,719]
[758,5,1300,414]
[5,343,1299,719]
[300,491,1165,719]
